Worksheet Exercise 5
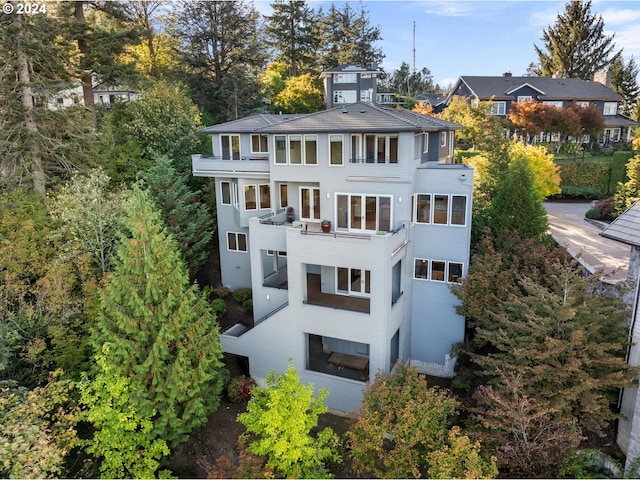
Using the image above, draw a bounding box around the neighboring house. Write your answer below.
[192,70,474,413]
[415,92,447,113]
[445,72,638,145]
[320,64,382,109]
[600,200,640,470]
[46,79,137,110]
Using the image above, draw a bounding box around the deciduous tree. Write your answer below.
[237,362,341,478]
[272,73,324,113]
[92,184,225,446]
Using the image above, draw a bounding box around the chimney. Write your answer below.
[594,70,612,87]
[503,71,512,77]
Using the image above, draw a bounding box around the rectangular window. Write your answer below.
[244,185,257,210]
[330,135,343,165]
[377,136,386,163]
[360,90,372,102]
[220,181,231,205]
[440,131,447,147]
[336,193,392,232]
[304,135,317,165]
[451,196,466,226]
[351,135,361,162]
[227,232,247,252]
[389,136,398,163]
[603,102,618,115]
[350,195,362,230]
[334,73,357,83]
[576,101,589,108]
[337,194,348,229]
[365,135,376,162]
[279,184,288,208]
[517,96,532,103]
[251,134,268,153]
[543,100,563,109]
[423,133,429,153]
[334,90,357,103]
[431,261,446,282]
[448,262,463,283]
[337,267,371,296]
[259,184,270,209]
[275,135,287,164]
[433,195,448,224]
[490,101,506,116]
[416,194,431,223]
[414,259,428,280]
[289,135,302,164]
[221,134,240,160]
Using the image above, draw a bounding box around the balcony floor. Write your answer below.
[306,273,370,314]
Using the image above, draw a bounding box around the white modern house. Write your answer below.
[192,66,474,412]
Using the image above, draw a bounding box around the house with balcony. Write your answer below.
[445,72,638,145]
[193,77,473,412]
[321,64,383,108]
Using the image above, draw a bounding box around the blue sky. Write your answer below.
[256,1,640,89]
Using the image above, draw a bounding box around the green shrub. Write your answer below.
[552,186,603,200]
[233,288,252,304]
[211,298,227,317]
[585,208,601,220]
[242,300,253,312]
[227,375,256,403]
[610,151,634,193]
[213,286,231,298]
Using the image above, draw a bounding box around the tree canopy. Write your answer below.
[535,0,619,80]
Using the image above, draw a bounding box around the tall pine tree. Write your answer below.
[92,184,225,446]
[534,0,619,80]
[611,53,640,117]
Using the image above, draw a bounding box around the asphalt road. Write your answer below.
[544,201,630,282]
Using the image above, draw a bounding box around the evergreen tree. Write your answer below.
[383,62,436,97]
[266,1,319,76]
[318,2,384,70]
[92,184,225,446]
[171,0,268,123]
[487,157,549,242]
[611,54,640,117]
[142,156,214,278]
[534,0,619,80]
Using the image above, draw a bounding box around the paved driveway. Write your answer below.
[544,201,630,282]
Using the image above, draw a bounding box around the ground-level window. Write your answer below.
[227,232,247,252]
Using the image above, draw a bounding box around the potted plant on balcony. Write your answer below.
[321,219,331,233]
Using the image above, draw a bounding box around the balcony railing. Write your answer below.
[348,157,398,164]
[198,154,269,161]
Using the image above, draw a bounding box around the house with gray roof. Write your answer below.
[601,201,640,470]
[192,69,474,412]
[446,73,638,145]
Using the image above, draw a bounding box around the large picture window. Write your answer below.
[337,267,371,296]
[414,258,463,283]
[336,193,392,232]
[412,194,467,227]
[355,134,398,163]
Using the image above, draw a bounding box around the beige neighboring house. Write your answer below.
[600,200,640,470]
[46,79,137,110]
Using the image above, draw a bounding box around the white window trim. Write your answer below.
[336,267,371,297]
[329,134,344,166]
[259,184,271,210]
[423,133,429,153]
[220,181,231,206]
[250,134,269,154]
[603,102,618,115]
[220,134,240,159]
[490,101,506,116]
[335,193,393,233]
[414,258,429,280]
[304,134,318,166]
[413,193,467,227]
[244,184,257,211]
[414,258,464,283]
[440,131,447,147]
[300,186,321,222]
[227,232,247,253]
[273,135,318,165]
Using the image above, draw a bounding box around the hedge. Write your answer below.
[558,161,611,196]
[610,151,634,193]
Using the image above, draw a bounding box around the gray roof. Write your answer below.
[600,200,640,247]
[320,64,382,78]
[199,103,462,135]
[259,103,462,134]
[198,113,298,134]
[452,76,623,102]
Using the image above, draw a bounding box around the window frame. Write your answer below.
[300,186,321,221]
[412,193,467,227]
[251,134,269,153]
[603,102,618,115]
[414,258,429,280]
[259,184,271,210]
[414,258,464,283]
[244,184,257,211]
[330,134,344,166]
[227,232,247,253]
[220,181,231,205]
[336,267,371,297]
[220,134,240,160]
[335,193,393,233]
[490,101,506,116]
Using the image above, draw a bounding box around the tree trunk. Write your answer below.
[74,1,95,110]
[14,9,45,195]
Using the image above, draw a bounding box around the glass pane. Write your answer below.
[414,259,428,279]
[244,185,257,210]
[275,136,286,163]
[337,195,348,229]
[351,196,362,229]
[237,234,247,252]
[221,136,230,159]
[221,182,231,204]
[290,135,302,164]
[301,188,310,218]
[365,135,375,162]
[330,135,343,165]
[451,196,466,225]
[351,135,360,162]
[416,194,431,223]
[379,197,391,231]
[365,270,371,294]
[377,136,386,163]
[431,261,445,281]
[365,196,377,230]
[227,232,236,251]
[448,263,463,283]
[313,188,320,219]
[434,195,448,224]
[337,267,349,293]
[280,184,288,208]
[305,135,317,164]
[259,184,270,209]
[351,269,362,293]
[231,136,240,160]
[389,136,398,163]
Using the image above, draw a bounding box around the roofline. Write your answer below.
[506,82,546,96]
